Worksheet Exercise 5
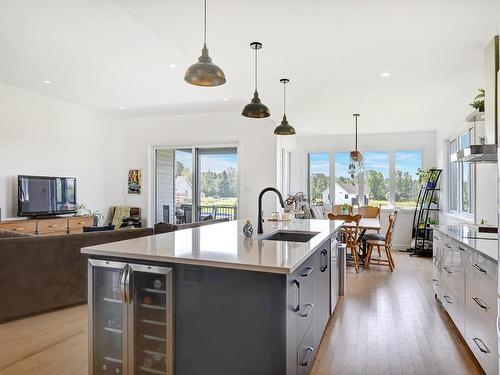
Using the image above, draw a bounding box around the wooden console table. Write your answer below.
[0,215,94,235]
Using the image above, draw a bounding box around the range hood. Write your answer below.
[456,36,498,163]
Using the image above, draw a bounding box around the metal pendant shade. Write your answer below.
[184,0,226,87]
[242,42,270,118]
[274,79,296,135]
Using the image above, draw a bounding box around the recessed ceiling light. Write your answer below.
[380,72,391,78]
[223,98,229,101]
[43,80,51,84]
[169,63,177,68]
[119,106,126,110]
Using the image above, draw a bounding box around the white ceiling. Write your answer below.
[0,0,499,134]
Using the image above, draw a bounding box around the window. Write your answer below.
[449,129,474,216]
[395,150,422,208]
[308,153,330,205]
[363,152,390,207]
[155,146,238,224]
[334,152,357,205]
[307,149,423,209]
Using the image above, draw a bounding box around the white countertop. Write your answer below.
[82,219,344,274]
[432,225,498,262]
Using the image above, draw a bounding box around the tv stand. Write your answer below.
[0,215,94,235]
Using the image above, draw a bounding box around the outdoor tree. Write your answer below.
[310,173,328,203]
[365,170,388,201]
[395,170,417,202]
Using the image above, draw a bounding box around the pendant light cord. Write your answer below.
[204,0,207,45]
[254,47,258,91]
[283,81,286,114]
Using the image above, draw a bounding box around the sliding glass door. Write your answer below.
[155,146,238,224]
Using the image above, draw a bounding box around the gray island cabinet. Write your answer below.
[82,219,344,375]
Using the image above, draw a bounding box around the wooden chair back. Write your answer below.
[332,204,353,215]
[384,210,398,246]
[328,213,362,247]
[358,205,381,219]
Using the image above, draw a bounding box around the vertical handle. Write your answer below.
[300,347,315,366]
[124,267,131,303]
[120,268,127,302]
[293,279,301,312]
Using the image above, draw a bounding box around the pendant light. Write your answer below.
[242,42,270,118]
[274,78,296,135]
[184,0,226,87]
[348,114,363,178]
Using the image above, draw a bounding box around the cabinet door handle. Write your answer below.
[321,250,328,272]
[301,267,314,278]
[432,278,440,286]
[472,263,487,273]
[293,279,300,312]
[472,337,490,354]
[119,268,127,302]
[444,243,452,248]
[443,295,453,304]
[299,303,314,318]
[443,266,452,274]
[124,267,131,303]
[300,347,315,366]
[456,245,465,251]
[472,297,488,310]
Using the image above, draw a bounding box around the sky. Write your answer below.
[174,149,238,173]
[309,151,422,178]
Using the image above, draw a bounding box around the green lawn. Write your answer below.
[200,197,238,207]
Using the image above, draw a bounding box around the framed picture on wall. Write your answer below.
[127,169,142,195]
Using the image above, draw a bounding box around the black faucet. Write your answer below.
[258,187,285,234]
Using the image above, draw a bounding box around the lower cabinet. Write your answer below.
[287,237,335,375]
[433,230,498,375]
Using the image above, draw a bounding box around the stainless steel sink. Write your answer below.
[261,230,319,243]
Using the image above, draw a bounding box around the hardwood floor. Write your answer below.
[0,253,483,375]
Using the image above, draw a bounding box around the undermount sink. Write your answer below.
[261,230,320,243]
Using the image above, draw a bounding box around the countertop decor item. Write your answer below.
[274,78,296,135]
[184,0,226,86]
[242,220,254,237]
[348,114,363,178]
[242,42,270,118]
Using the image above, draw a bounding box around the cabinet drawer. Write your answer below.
[68,216,94,231]
[37,218,68,234]
[468,250,497,304]
[466,317,498,375]
[0,221,37,234]
[298,322,317,375]
[441,280,464,335]
[441,244,465,299]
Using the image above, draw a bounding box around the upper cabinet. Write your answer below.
[484,35,499,145]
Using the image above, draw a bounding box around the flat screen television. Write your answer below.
[17,175,77,217]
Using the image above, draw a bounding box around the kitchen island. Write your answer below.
[82,218,344,375]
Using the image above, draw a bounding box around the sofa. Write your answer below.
[0,227,153,322]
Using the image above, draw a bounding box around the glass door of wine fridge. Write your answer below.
[88,259,128,375]
[128,264,173,375]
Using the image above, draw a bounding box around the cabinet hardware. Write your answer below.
[320,250,328,272]
[292,279,300,312]
[300,347,314,366]
[444,243,452,248]
[443,295,453,304]
[472,263,487,273]
[472,337,490,354]
[472,297,488,309]
[456,245,465,251]
[120,268,127,302]
[432,278,440,286]
[299,303,314,318]
[443,266,452,274]
[124,267,131,303]
[301,267,314,278]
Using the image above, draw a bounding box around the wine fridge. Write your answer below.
[88,260,173,375]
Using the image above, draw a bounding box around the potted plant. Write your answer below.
[341,204,350,215]
[416,168,435,188]
[469,88,485,112]
[75,204,105,226]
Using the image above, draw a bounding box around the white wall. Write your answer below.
[279,131,437,248]
[119,112,278,224]
[0,81,124,220]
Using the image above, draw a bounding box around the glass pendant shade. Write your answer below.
[242,91,270,118]
[274,114,296,135]
[185,45,226,86]
[348,114,363,177]
[242,42,270,118]
[185,0,225,87]
[274,78,296,135]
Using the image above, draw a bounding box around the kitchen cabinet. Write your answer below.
[432,229,498,375]
[88,260,173,375]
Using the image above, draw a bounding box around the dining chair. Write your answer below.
[328,213,362,273]
[310,206,325,219]
[358,204,381,219]
[331,204,353,215]
[364,211,398,271]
